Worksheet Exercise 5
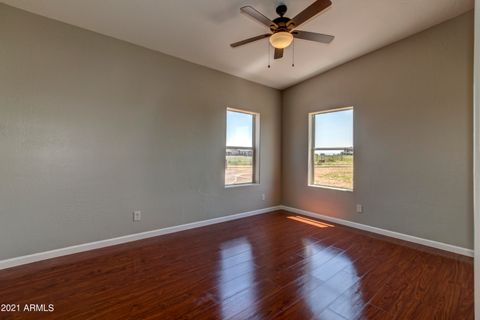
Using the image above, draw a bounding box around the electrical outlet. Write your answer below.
[356,204,363,213]
[261,193,266,201]
[133,210,142,222]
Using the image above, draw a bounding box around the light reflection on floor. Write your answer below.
[216,218,365,319]
[302,238,365,318]
[218,238,257,319]
[287,215,335,228]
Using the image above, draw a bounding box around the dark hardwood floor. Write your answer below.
[0,211,473,319]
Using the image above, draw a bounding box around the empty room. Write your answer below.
[0,0,478,319]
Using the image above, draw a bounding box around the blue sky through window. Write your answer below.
[314,109,353,148]
[226,110,253,147]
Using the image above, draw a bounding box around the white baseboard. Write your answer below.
[280,205,474,257]
[0,206,282,270]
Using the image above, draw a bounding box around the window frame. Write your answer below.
[308,106,354,191]
[225,107,260,187]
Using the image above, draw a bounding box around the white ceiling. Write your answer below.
[1,0,474,89]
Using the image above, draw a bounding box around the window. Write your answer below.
[225,108,259,186]
[309,107,354,190]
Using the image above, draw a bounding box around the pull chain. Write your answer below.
[268,42,271,68]
[292,38,295,67]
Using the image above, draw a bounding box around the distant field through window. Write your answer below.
[309,107,353,190]
[225,109,259,186]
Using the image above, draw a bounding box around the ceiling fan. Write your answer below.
[230,0,334,60]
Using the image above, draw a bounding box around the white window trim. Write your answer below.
[225,107,260,187]
[308,106,354,192]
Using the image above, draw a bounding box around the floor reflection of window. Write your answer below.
[302,239,365,317]
[218,238,258,319]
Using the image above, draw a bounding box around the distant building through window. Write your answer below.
[309,107,354,190]
[225,108,259,186]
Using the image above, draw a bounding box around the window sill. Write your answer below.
[225,183,259,189]
[307,184,354,192]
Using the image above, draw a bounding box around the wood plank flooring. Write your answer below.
[0,211,473,319]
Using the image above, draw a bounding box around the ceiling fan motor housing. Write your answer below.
[271,5,295,33]
[270,17,295,33]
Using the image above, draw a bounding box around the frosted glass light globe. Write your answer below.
[269,32,293,49]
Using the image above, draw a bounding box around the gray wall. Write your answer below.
[282,11,474,249]
[0,4,282,260]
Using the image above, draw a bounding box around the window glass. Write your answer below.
[310,108,353,190]
[226,111,253,147]
[225,109,258,186]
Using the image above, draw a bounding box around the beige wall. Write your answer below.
[0,4,282,260]
[282,11,474,249]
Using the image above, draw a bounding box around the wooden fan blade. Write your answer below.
[274,48,284,60]
[230,34,271,48]
[292,0,332,28]
[241,6,277,28]
[293,31,334,43]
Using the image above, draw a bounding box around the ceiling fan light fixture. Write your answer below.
[269,31,293,49]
